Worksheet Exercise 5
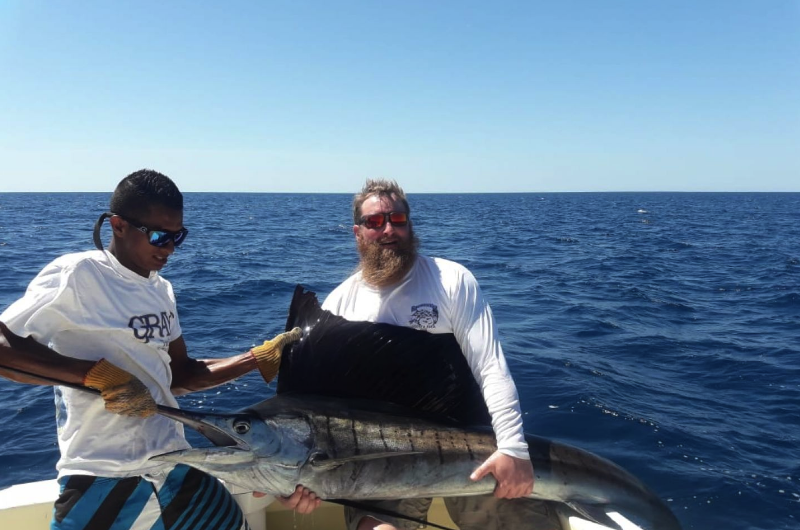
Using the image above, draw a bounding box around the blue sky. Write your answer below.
[1,1,798,192]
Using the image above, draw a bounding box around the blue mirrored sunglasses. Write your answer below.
[116,214,189,247]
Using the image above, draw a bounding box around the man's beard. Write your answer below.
[357,231,419,288]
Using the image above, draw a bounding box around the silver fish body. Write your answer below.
[154,395,681,530]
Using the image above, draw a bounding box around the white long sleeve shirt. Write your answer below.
[322,255,529,460]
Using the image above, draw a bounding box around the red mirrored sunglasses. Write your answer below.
[358,211,409,230]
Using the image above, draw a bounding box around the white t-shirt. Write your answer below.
[0,250,190,478]
[323,255,529,460]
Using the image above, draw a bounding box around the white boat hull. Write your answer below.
[0,479,643,530]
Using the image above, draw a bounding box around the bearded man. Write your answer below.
[314,179,562,530]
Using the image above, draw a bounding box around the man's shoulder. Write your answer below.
[418,256,480,296]
[332,271,362,291]
[40,250,107,276]
[322,272,361,306]
[424,255,473,276]
[2,252,109,319]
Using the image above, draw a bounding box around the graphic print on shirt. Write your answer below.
[409,303,439,329]
[129,311,176,343]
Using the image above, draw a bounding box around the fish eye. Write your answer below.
[232,419,251,434]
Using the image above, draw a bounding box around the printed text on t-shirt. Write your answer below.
[129,312,176,343]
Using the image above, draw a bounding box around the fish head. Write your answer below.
[155,406,283,454]
[151,405,312,495]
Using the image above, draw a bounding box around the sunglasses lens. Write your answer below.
[173,229,188,247]
[148,228,188,247]
[389,212,408,226]
[363,214,386,229]
[149,231,172,247]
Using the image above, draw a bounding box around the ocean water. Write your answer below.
[0,192,798,530]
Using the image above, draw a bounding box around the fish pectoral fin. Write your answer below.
[564,502,624,530]
[310,451,423,470]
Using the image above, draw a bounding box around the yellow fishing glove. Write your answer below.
[250,327,302,383]
[83,359,157,418]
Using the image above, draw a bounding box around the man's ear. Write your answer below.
[353,224,360,238]
[109,216,126,237]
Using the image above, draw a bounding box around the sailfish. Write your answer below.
[151,285,683,530]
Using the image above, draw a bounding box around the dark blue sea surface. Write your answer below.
[1,192,798,529]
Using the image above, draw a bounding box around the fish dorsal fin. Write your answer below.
[278,285,491,427]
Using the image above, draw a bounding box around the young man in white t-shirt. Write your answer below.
[0,169,300,530]
[282,179,562,529]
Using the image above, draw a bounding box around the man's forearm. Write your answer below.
[170,352,257,395]
[0,323,95,385]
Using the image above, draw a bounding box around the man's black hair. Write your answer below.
[110,169,183,220]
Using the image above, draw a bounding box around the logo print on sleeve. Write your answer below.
[409,303,439,329]
[129,311,176,343]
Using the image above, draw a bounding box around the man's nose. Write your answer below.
[382,220,397,235]
[161,240,176,254]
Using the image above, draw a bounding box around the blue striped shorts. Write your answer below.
[51,465,250,530]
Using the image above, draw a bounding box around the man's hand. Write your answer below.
[250,327,303,383]
[470,450,534,499]
[275,485,322,514]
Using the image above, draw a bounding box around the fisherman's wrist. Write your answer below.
[498,447,531,461]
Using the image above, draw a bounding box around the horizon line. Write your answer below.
[1,190,799,194]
